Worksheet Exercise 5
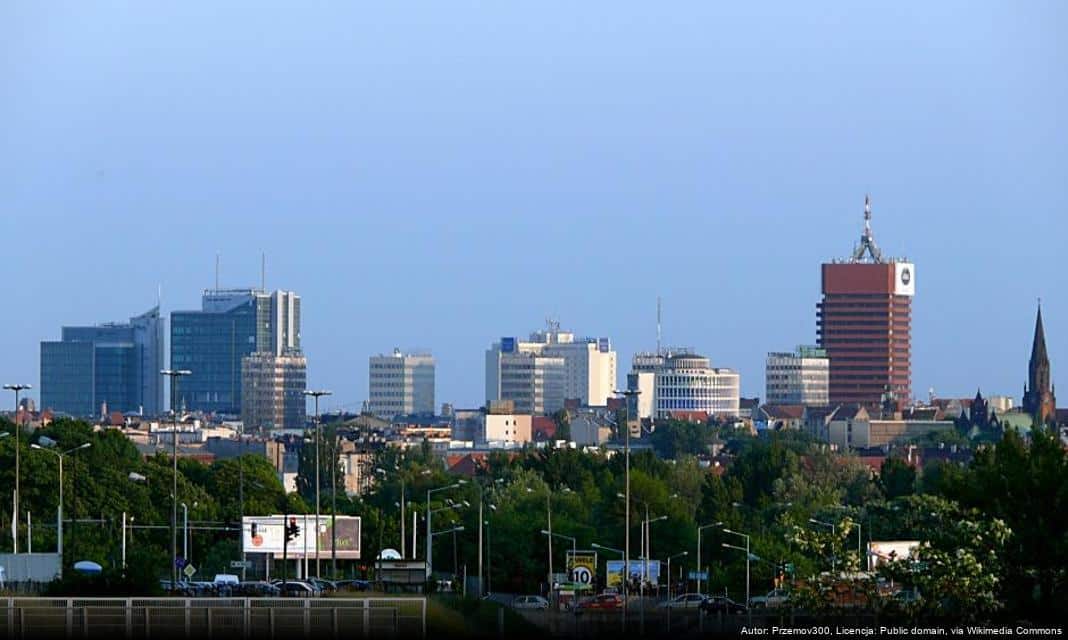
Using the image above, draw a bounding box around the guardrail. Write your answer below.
[1,597,427,639]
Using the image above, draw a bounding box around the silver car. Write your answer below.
[512,595,550,610]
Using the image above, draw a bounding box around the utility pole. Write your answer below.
[160,370,191,587]
[304,389,332,579]
[4,384,31,555]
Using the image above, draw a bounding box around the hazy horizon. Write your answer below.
[2,1,1065,412]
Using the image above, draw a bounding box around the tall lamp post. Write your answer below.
[591,542,626,630]
[161,368,191,587]
[696,521,722,596]
[4,383,31,554]
[29,442,90,575]
[426,481,465,576]
[615,388,640,627]
[722,528,751,608]
[665,551,688,600]
[808,518,837,573]
[303,390,331,578]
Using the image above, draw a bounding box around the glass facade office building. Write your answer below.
[40,306,165,417]
[170,289,300,415]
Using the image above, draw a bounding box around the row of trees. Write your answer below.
[1,417,1065,621]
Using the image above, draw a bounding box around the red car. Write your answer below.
[576,594,624,611]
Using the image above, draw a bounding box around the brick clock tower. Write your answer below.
[1022,304,1056,424]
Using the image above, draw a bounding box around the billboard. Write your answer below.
[894,262,915,297]
[606,560,660,588]
[598,338,610,353]
[501,337,516,353]
[242,515,361,559]
[566,550,598,586]
[867,540,921,571]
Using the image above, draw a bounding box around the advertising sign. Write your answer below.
[501,337,516,353]
[606,560,661,588]
[598,338,610,353]
[867,540,921,571]
[242,515,361,559]
[894,262,915,297]
[566,550,598,586]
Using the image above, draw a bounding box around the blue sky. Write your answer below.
[2,1,1065,412]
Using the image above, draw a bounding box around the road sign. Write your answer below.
[183,564,196,578]
[175,557,186,569]
[566,550,597,586]
[688,571,709,581]
[230,560,252,569]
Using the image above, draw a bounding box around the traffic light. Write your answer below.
[286,517,300,542]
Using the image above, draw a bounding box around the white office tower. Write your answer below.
[486,323,617,414]
[765,346,830,406]
[368,349,436,419]
[628,349,740,419]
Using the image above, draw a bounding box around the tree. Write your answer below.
[879,457,916,499]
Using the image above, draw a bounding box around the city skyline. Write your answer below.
[3,2,1065,411]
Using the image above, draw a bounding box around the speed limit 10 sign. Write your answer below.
[566,551,597,585]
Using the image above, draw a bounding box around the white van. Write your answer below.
[213,574,240,585]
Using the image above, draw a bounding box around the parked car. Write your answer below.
[236,581,281,597]
[750,589,790,609]
[275,580,320,597]
[699,596,748,615]
[307,578,337,594]
[512,595,550,610]
[335,579,370,592]
[576,593,624,611]
[657,593,706,610]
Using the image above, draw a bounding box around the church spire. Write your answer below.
[1031,301,1048,366]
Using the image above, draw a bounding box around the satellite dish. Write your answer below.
[73,561,103,574]
[378,548,402,560]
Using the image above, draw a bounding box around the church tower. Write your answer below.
[1022,304,1056,423]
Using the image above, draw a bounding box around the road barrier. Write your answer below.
[1,597,426,639]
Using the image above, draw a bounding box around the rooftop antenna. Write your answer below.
[261,253,266,292]
[850,194,884,263]
[656,296,662,356]
[215,252,220,290]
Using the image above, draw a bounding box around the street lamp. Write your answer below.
[615,388,640,628]
[722,527,751,608]
[160,369,191,586]
[29,441,90,574]
[426,481,465,576]
[592,542,626,630]
[696,521,723,596]
[808,517,837,573]
[541,529,577,586]
[303,389,332,578]
[4,383,31,554]
[665,551,688,600]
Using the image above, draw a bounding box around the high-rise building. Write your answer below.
[627,349,741,419]
[240,351,307,430]
[486,338,565,416]
[171,288,300,414]
[485,323,616,414]
[40,306,164,417]
[1022,304,1056,423]
[529,325,617,406]
[818,196,914,408]
[766,346,830,406]
[367,349,436,419]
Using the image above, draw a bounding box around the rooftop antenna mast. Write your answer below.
[850,194,884,263]
[656,296,662,356]
[261,253,266,291]
[215,252,220,290]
